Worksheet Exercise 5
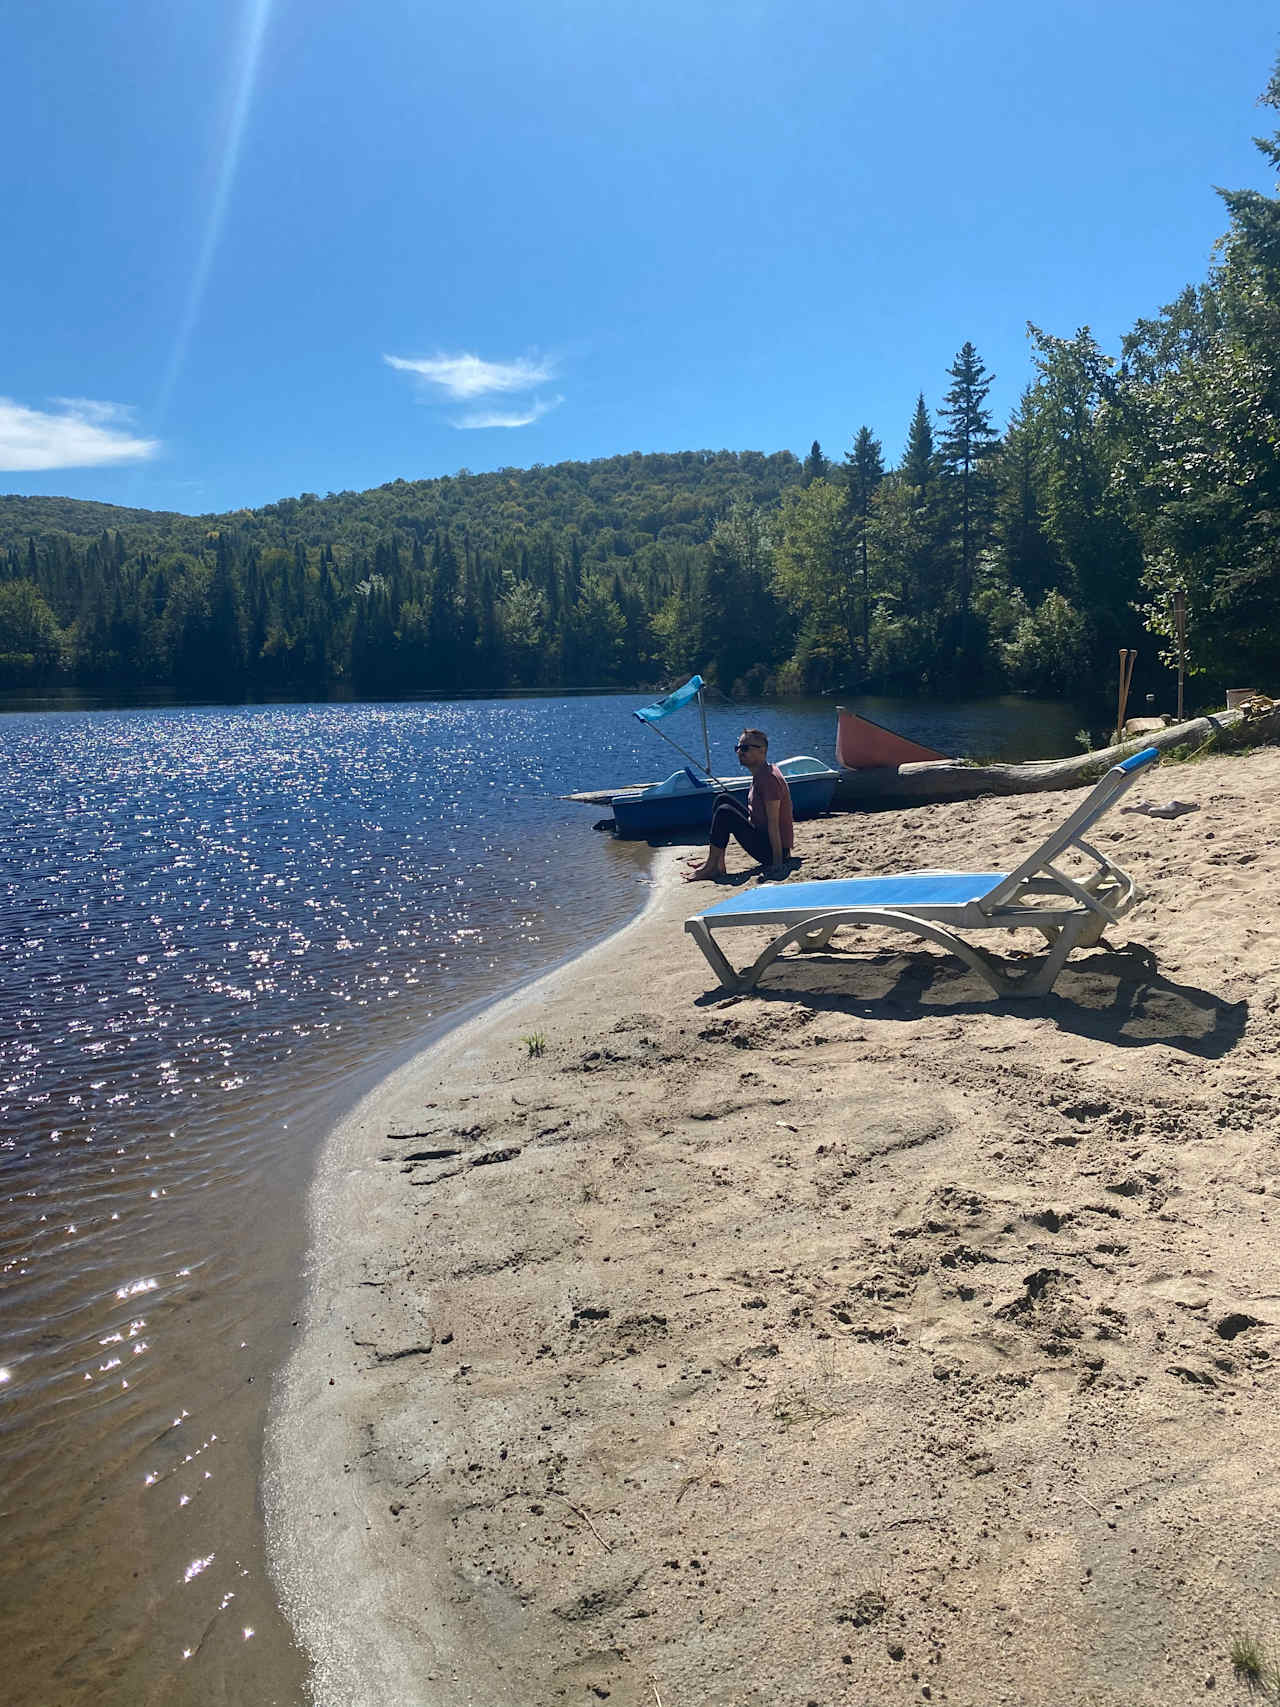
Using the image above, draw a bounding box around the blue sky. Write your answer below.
[3,0,1276,516]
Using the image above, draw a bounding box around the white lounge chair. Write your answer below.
[684,747,1161,999]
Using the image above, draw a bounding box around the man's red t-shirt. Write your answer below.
[747,763,793,853]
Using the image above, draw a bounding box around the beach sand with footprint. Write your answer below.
[268,742,1280,1707]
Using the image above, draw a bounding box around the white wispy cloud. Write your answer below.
[384,351,557,400]
[0,397,159,471]
[454,396,565,430]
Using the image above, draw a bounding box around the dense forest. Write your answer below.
[3,63,1279,710]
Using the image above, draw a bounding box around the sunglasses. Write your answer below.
[735,741,761,752]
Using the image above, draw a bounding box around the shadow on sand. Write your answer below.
[694,941,1247,1060]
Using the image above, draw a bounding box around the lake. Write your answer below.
[0,690,1084,1704]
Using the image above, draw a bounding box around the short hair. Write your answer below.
[739,728,768,748]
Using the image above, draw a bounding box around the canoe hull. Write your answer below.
[836,707,946,767]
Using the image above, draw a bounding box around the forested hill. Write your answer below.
[4,57,1280,709]
[0,448,801,560]
[0,450,810,701]
[0,494,192,548]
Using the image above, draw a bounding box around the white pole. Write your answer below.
[698,685,711,778]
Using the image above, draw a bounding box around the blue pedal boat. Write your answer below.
[610,755,840,839]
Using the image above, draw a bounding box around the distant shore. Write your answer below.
[269,744,1280,1707]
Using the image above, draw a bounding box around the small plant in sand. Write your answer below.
[1161,738,1219,764]
[772,1338,843,1427]
[834,1564,890,1629]
[521,1032,547,1058]
[1228,1630,1280,1694]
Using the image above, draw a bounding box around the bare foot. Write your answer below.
[683,863,723,882]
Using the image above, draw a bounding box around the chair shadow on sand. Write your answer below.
[694,940,1248,1061]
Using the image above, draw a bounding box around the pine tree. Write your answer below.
[939,343,999,658]
[1218,58,1280,283]
[803,441,829,486]
[989,391,1060,605]
[901,395,936,491]
[698,503,780,692]
[427,530,462,688]
[842,427,884,672]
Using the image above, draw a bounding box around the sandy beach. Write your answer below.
[267,742,1280,1707]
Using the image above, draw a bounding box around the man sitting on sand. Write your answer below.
[684,728,793,882]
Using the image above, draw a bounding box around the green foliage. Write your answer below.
[1023,323,1141,652]
[0,579,63,682]
[772,480,856,686]
[842,427,885,670]
[698,503,784,695]
[901,393,937,492]
[938,342,999,668]
[1001,589,1091,695]
[802,440,829,485]
[1113,66,1280,687]
[988,391,1062,605]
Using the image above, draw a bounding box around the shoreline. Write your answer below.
[264,858,683,1707]
[269,746,1280,1707]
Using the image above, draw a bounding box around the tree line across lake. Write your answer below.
[3,61,1279,712]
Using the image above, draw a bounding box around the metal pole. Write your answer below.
[1173,589,1187,722]
[643,718,734,796]
[698,685,711,778]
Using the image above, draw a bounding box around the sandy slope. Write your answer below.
[268,744,1280,1707]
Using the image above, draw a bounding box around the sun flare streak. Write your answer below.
[154,0,273,426]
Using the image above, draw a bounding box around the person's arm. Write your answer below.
[765,796,783,868]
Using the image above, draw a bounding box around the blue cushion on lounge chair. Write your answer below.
[699,873,1009,918]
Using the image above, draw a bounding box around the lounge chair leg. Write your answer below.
[685,918,746,990]
[709,910,1095,1000]
[797,924,838,951]
[1000,919,1089,997]
[738,910,1021,998]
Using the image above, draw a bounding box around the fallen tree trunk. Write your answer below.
[832,706,1280,809]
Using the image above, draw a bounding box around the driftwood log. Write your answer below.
[832,706,1280,809]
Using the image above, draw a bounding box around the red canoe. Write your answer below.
[836,708,947,769]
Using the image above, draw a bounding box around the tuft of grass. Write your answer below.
[1230,1631,1272,1691]
[832,1560,890,1629]
[1159,736,1221,764]
[773,1339,843,1427]
[521,1032,547,1058]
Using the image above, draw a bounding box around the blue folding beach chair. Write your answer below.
[684,748,1161,999]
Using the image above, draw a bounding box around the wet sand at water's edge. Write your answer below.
[269,745,1280,1707]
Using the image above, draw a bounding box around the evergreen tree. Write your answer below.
[1026,324,1139,659]
[1114,55,1280,683]
[427,530,462,688]
[842,427,885,672]
[698,503,782,693]
[901,394,936,492]
[938,342,999,651]
[802,441,829,486]
[1218,58,1280,282]
[773,480,856,689]
[208,531,246,689]
[989,391,1061,604]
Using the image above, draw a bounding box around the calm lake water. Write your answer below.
[0,691,1082,1705]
